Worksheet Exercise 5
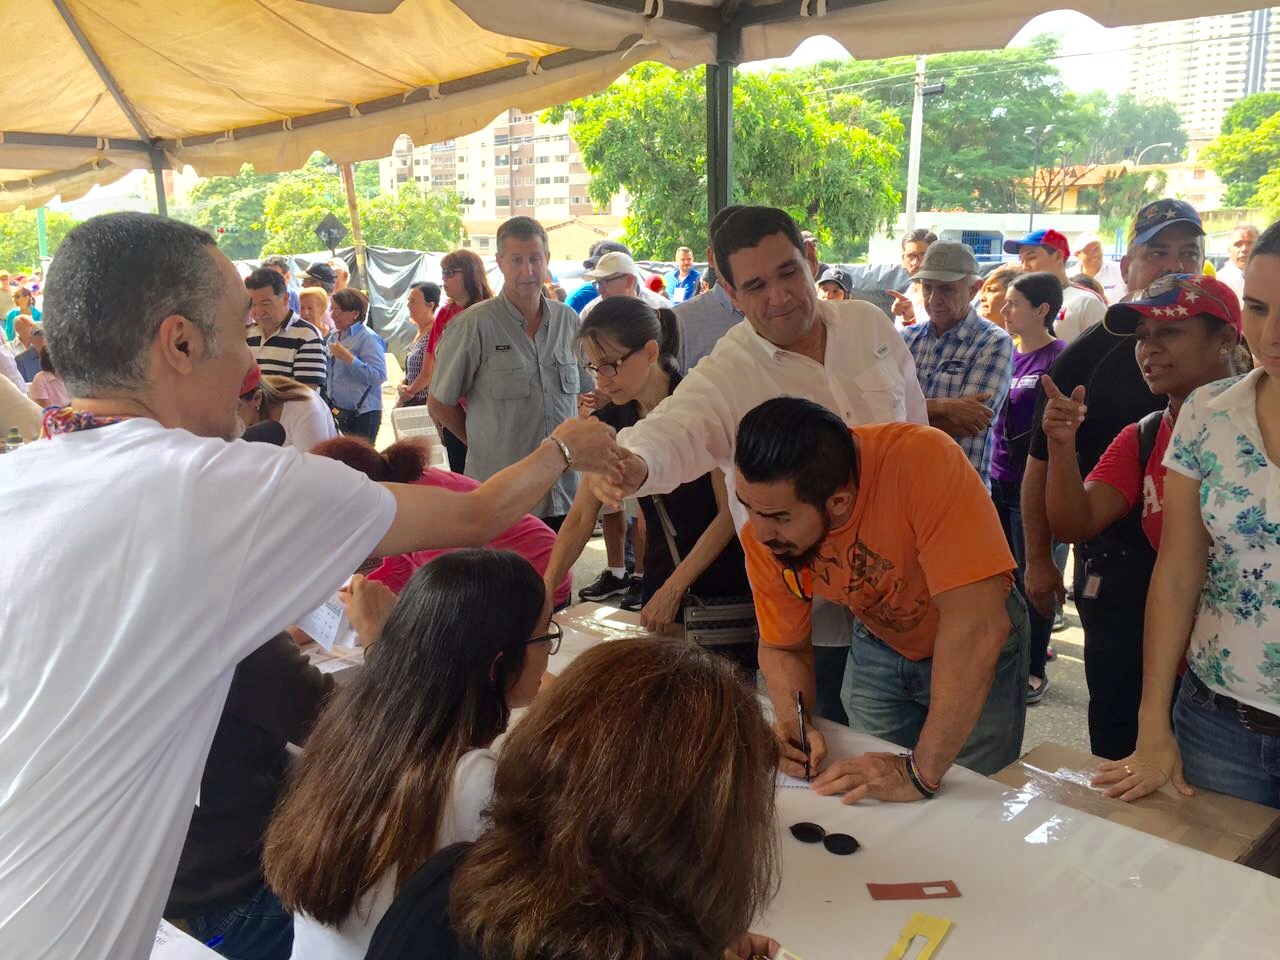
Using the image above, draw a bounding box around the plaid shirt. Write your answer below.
[900,309,1013,485]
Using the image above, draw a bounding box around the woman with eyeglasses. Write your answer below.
[1087,232,1280,807]
[541,297,755,673]
[365,638,782,960]
[988,272,1065,703]
[428,250,494,473]
[263,549,557,960]
[4,286,40,342]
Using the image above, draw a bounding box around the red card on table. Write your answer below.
[866,880,961,901]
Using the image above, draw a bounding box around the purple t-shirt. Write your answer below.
[990,338,1068,484]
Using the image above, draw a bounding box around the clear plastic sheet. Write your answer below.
[991,744,1280,866]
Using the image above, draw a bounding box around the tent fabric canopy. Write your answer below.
[0,0,1261,211]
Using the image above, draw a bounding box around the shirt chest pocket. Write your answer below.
[852,357,906,421]
[553,349,583,395]
[485,358,533,401]
[932,358,969,379]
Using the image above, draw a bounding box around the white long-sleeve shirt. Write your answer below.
[619,299,928,530]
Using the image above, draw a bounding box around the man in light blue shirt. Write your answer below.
[675,205,745,371]
[665,246,701,304]
[326,288,386,444]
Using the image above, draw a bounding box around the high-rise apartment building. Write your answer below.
[379,109,626,255]
[1128,9,1279,139]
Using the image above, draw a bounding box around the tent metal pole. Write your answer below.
[340,162,367,291]
[705,25,740,226]
[151,155,168,217]
[50,0,153,145]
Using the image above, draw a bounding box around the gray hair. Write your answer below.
[1231,223,1260,240]
[43,212,223,397]
[496,216,549,256]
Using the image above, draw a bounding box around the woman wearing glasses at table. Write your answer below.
[1090,230,1280,808]
[263,550,559,960]
[988,272,1064,704]
[427,250,494,474]
[540,297,754,672]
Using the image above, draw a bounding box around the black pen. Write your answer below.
[796,691,810,780]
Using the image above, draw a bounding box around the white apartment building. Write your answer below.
[1128,9,1280,140]
[379,109,626,254]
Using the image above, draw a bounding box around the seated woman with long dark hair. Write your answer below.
[263,550,558,960]
[311,435,571,607]
[366,638,782,960]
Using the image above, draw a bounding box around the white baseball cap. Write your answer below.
[582,251,642,282]
[1074,232,1103,255]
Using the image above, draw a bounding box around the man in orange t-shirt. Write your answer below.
[735,398,1028,800]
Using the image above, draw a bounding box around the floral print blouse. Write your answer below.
[1166,368,1280,716]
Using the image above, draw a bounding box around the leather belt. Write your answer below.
[1187,670,1280,735]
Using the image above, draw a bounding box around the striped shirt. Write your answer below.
[246,311,327,390]
[900,308,1014,486]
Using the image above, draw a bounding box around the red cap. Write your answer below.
[1105,274,1242,335]
[240,364,262,397]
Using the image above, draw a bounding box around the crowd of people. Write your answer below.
[1,189,1278,960]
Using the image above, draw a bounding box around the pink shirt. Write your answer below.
[28,372,70,409]
[366,468,572,606]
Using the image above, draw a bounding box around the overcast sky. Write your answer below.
[748,10,1134,94]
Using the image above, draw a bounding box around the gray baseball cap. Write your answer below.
[913,240,980,283]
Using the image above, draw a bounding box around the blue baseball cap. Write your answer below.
[1002,229,1069,259]
[1128,199,1203,248]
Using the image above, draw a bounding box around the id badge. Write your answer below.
[1082,572,1102,600]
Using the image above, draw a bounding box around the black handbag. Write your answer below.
[651,495,759,647]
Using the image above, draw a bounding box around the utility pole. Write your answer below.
[904,56,926,233]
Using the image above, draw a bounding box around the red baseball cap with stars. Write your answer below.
[1104,273,1241,335]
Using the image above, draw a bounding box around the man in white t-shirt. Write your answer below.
[0,212,620,960]
[1071,232,1126,305]
[1003,228,1106,342]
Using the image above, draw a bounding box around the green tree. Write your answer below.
[1075,169,1169,235]
[172,164,282,260]
[1092,94,1187,164]
[1203,94,1280,207]
[548,63,902,260]
[1255,167,1280,220]
[360,182,464,251]
[0,208,77,272]
[260,166,463,255]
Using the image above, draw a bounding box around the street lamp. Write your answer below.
[1133,142,1173,166]
[1023,124,1056,233]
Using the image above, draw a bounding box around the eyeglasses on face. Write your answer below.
[441,267,462,279]
[781,565,811,602]
[584,348,638,380]
[527,620,562,656]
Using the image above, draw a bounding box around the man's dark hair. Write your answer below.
[42,212,223,397]
[263,255,291,275]
[712,207,805,289]
[708,204,745,247]
[497,216,549,256]
[245,267,287,297]
[411,281,441,307]
[1253,221,1280,261]
[901,229,937,250]
[735,398,857,509]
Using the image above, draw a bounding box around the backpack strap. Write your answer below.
[1137,409,1165,474]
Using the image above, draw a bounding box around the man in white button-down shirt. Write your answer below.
[591,206,927,721]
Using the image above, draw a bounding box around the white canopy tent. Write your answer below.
[0,0,1262,215]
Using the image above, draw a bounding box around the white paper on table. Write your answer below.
[152,919,221,958]
[295,593,356,652]
[776,771,814,790]
[316,657,356,675]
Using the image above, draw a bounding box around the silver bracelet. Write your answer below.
[549,435,572,471]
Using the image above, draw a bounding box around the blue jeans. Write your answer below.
[1174,674,1280,808]
[184,883,293,960]
[840,590,1029,776]
[991,478,1053,682]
